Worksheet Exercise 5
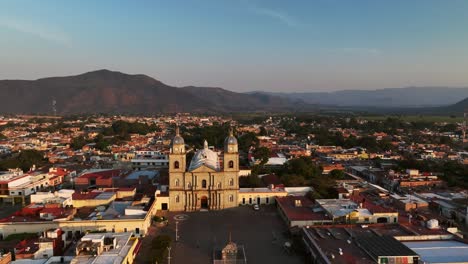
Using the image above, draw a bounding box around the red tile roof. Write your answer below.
[72,191,101,200]
[78,169,121,179]
[276,196,330,221]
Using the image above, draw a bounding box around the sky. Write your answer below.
[1,0,468,92]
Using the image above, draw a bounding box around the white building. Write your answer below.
[131,150,168,170]
[30,189,75,207]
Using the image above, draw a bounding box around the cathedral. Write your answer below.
[168,126,239,211]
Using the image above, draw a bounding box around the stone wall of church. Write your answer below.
[169,164,239,211]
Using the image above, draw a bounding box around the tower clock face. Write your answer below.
[229,147,233,151]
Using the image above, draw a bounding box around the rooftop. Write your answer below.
[77,169,122,180]
[124,170,159,180]
[316,199,359,218]
[355,235,418,259]
[403,240,468,263]
[188,141,220,171]
[239,187,286,193]
[73,232,138,264]
[391,194,428,205]
[303,227,374,264]
[276,196,330,222]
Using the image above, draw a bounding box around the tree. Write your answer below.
[253,147,270,165]
[439,136,452,145]
[238,132,259,153]
[329,169,345,179]
[183,123,231,149]
[259,126,268,136]
[70,136,87,150]
[150,235,172,264]
[104,120,156,139]
[0,133,6,140]
[94,134,111,151]
[0,150,47,172]
[281,157,322,180]
[239,174,262,188]
[282,174,307,186]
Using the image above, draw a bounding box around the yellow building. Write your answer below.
[238,187,288,206]
[71,191,116,208]
[169,127,239,211]
[0,192,159,238]
[73,232,139,264]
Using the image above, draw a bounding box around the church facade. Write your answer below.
[168,126,239,211]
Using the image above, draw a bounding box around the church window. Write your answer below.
[217,182,221,189]
[175,195,179,203]
[202,179,207,188]
[229,195,234,202]
[187,182,191,188]
[174,161,179,169]
[229,178,234,186]
[175,179,179,187]
[228,160,234,168]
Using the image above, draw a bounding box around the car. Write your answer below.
[253,204,260,211]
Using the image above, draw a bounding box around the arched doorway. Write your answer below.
[201,196,208,209]
[377,217,388,223]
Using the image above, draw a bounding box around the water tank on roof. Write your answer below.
[426,219,439,229]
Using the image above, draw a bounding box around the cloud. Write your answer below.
[251,7,299,27]
[0,18,71,46]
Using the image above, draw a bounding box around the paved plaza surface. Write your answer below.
[137,205,304,264]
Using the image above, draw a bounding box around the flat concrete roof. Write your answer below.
[125,170,159,180]
[403,240,468,263]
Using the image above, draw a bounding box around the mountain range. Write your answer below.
[257,87,468,108]
[0,70,309,114]
[0,69,466,115]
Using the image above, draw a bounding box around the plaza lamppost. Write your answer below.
[176,221,179,242]
[167,246,172,264]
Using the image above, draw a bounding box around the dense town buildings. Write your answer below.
[0,114,467,263]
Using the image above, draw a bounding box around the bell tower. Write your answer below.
[224,126,239,172]
[169,124,186,173]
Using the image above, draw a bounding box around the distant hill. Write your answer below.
[0,70,307,114]
[1,70,465,115]
[433,97,468,114]
[258,87,468,107]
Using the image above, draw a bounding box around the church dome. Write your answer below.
[224,135,237,145]
[172,125,184,145]
[224,127,238,152]
[172,135,184,145]
[188,140,220,171]
[224,127,238,145]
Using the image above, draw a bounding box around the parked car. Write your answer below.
[253,204,260,211]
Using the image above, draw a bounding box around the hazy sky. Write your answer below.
[1,0,468,92]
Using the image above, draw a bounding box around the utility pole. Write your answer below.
[176,221,179,242]
[463,109,467,143]
[167,247,171,264]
